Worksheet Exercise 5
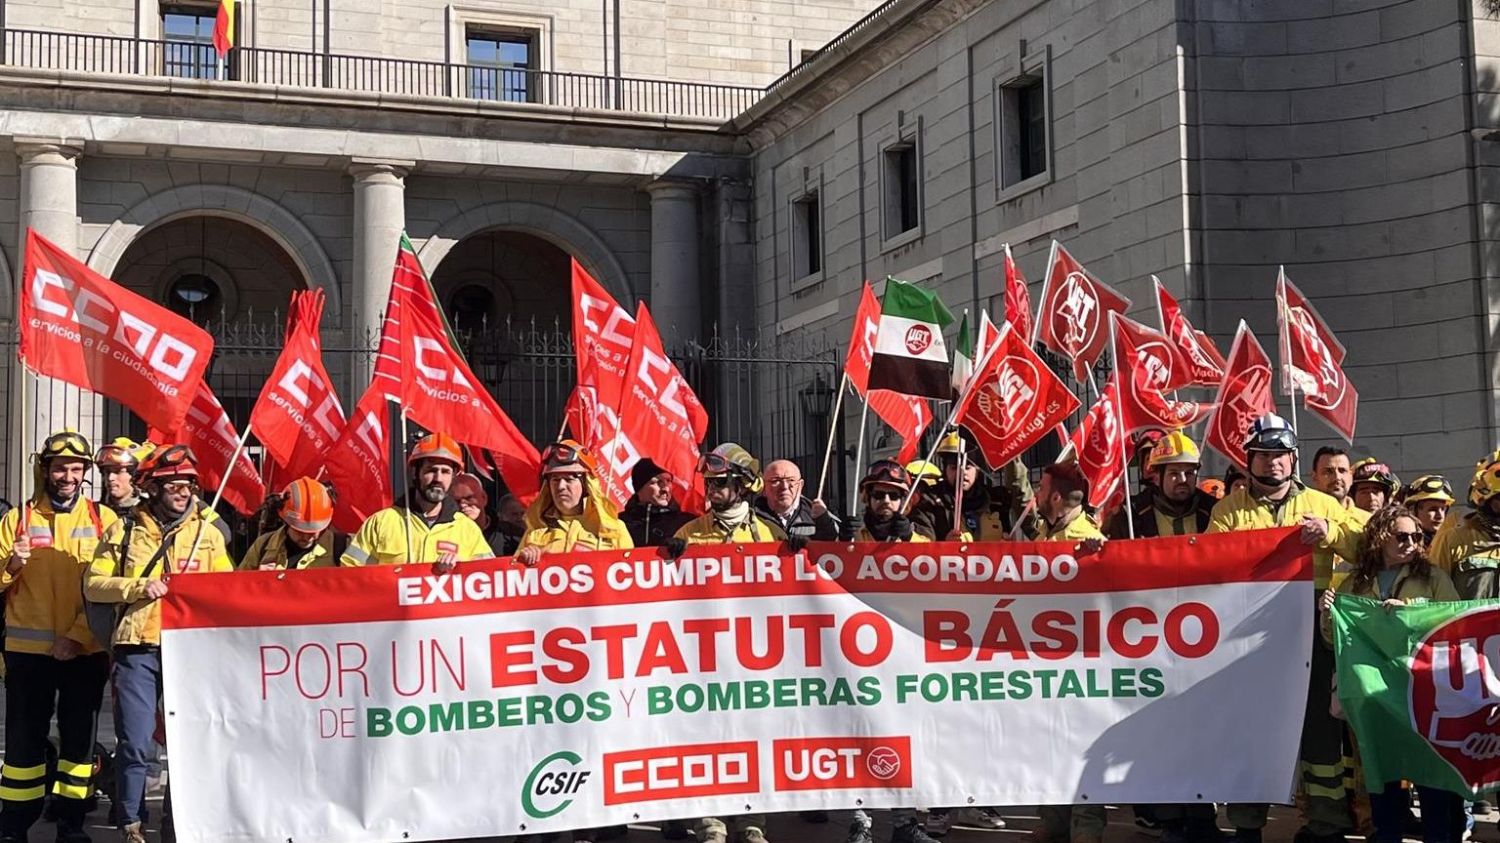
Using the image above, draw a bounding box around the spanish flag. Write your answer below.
[212,0,235,57]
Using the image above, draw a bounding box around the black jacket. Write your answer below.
[621,499,697,547]
[753,496,839,541]
[1105,490,1217,539]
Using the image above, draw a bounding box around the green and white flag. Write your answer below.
[1331,594,1500,798]
[868,279,956,399]
[951,312,973,396]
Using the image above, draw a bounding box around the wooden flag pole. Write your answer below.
[814,373,850,502]
[398,404,414,566]
[183,422,253,569]
[952,445,966,539]
[844,396,871,522]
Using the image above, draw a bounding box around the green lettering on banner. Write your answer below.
[1112,668,1138,698]
[1057,670,1085,698]
[708,682,742,710]
[803,676,829,705]
[367,707,392,737]
[1139,668,1165,698]
[396,706,425,735]
[952,671,978,701]
[496,696,522,726]
[746,680,769,708]
[647,685,672,714]
[586,691,612,722]
[470,699,497,729]
[1009,671,1033,699]
[774,678,797,707]
[431,702,464,732]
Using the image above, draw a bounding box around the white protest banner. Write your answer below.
[162,529,1312,843]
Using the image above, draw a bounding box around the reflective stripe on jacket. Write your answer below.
[0,498,118,655]
[341,500,493,567]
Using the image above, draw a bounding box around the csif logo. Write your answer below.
[521,750,592,819]
[1409,605,1500,790]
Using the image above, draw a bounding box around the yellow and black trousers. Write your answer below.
[1,651,108,835]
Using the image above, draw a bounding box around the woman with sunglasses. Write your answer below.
[1318,505,1462,843]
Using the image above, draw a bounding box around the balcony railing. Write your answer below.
[0,28,763,120]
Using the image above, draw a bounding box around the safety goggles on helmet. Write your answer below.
[95,437,146,470]
[137,444,200,483]
[1405,474,1455,506]
[861,459,911,495]
[1351,460,1399,494]
[540,440,595,476]
[698,453,738,477]
[1244,428,1297,453]
[40,431,92,464]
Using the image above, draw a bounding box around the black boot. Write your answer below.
[891,821,939,843]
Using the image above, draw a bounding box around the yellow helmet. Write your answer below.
[905,460,941,486]
[1146,431,1201,470]
[1471,457,1500,509]
[700,442,763,493]
[39,429,92,464]
[1404,474,1454,507]
[95,436,154,470]
[935,431,966,457]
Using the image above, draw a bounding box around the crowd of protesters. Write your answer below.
[0,417,1496,843]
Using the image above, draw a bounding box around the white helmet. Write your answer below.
[1243,414,1298,454]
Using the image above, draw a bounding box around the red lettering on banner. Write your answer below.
[491,631,538,687]
[603,741,760,805]
[920,603,1223,663]
[772,736,913,791]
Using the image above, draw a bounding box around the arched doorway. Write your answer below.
[429,228,575,447]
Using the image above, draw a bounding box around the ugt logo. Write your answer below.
[522,751,591,819]
[1055,272,1099,353]
[1409,606,1500,789]
[976,358,1037,429]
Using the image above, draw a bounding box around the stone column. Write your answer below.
[348,158,411,392]
[646,179,702,348]
[12,139,93,500]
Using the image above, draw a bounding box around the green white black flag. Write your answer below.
[867,279,955,399]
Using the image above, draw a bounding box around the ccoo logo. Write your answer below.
[1409,605,1500,790]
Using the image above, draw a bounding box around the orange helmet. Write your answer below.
[540,439,597,476]
[136,445,199,483]
[407,432,464,470]
[280,477,334,533]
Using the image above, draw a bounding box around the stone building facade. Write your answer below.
[1,0,1498,499]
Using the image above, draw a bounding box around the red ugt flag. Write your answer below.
[149,382,265,517]
[19,229,214,434]
[398,301,541,499]
[1033,241,1131,381]
[956,321,1080,469]
[1111,313,1216,433]
[249,290,346,482]
[1153,277,1226,387]
[1066,376,1126,510]
[616,304,710,488]
[1002,243,1033,344]
[1277,270,1358,443]
[1204,322,1277,470]
[321,385,392,534]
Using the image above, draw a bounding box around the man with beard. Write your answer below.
[669,443,785,843]
[341,433,491,571]
[910,432,1029,541]
[1106,432,1216,539]
[86,445,235,843]
[621,458,695,547]
[93,438,153,517]
[240,477,345,570]
[0,432,117,843]
[754,460,838,541]
[1207,415,1363,843]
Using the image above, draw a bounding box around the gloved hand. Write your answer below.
[663,537,688,559]
[787,534,810,553]
[891,515,914,541]
[837,519,856,542]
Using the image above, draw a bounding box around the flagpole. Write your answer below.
[846,396,871,522]
[814,374,849,502]
[1277,268,1300,434]
[1105,319,1135,540]
[952,445,966,539]
[398,404,414,566]
[184,422,253,568]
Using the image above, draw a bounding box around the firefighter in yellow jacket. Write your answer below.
[516,440,633,568]
[1428,454,1500,599]
[852,460,930,544]
[240,478,345,570]
[341,433,492,570]
[0,431,117,843]
[86,445,234,843]
[672,443,783,843]
[1206,415,1361,843]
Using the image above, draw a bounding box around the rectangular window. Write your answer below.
[467,28,538,103]
[791,191,822,280]
[1017,78,1047,179]
[996,47,1053,201]
[884,142,920,238]
[161,3,219,80]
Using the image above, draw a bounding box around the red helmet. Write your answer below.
[407,432,464,470]
[136,445,199,483]
[280,477,334,533]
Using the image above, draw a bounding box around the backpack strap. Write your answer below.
[86,500,104,543]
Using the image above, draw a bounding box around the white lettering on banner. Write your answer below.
[161,535,1313,843]
[636,349,689,420]
[414,337,475,388]
[279,361,316,406]
[580,294,633,350]
[31,267,199,384]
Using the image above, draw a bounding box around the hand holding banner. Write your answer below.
[19,228,214,433]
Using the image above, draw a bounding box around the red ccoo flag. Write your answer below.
[249,290,346,482]
[1153,277,1226,387]
[1002,243,1034,344]
[1277,270,1358,443]
[1204,321,1277,470]
[149,381,264,517]
[321,386,393,534]
[956,321,1080,470]
[1111,313,1216,433]
[1064,376,1127,510]
[616,304,709,498]
[1033,241,1131,381]
[569,261,642,509]
[845,281,881,396]
[19,229,214,434]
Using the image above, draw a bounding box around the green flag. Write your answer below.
[868,279,956,399]
[1330,594,1500,798]
[951,312,973,395]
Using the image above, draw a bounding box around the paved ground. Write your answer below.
[5,689,1496,843]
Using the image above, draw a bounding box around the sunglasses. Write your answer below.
[704,477,732,489]
[159,480,196,495]
[867,489,903,502]
[1392,531,1424,544]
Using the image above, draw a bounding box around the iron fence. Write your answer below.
[0,28,763,120]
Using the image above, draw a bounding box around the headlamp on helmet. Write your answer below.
[540,439,596,477]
